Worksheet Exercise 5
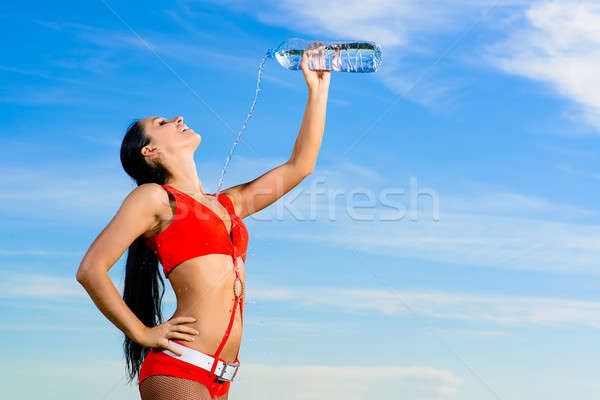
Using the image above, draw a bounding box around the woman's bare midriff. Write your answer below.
[166,253,245,363]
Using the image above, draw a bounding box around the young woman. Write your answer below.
[76,45,331,399]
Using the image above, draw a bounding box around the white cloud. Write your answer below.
[11,269,600,329]
[245,316,321,332]
[0,323,108,331]
[0,272,84,299]
[248,286,600,328]
[232,363,461,400]
[0,161,132,222]
[556,163,600,181]
[196,0,600,128]
[196,0,531,109]
[538,144,598,159]
[442,191,597,219]
[0,360,460,400]
[0,270,121,305]
[0,360,139,400]
[256,212,600,273]
[207,0,515,50]
[488,1,600,131]
[436,328,512,338]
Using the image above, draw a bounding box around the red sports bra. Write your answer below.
[144,184,249,277]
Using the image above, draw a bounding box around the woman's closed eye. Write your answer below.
[159,120,168,126]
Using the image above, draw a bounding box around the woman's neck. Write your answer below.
[164,155,205,195]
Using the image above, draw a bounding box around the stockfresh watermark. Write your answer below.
[245,176,440,222]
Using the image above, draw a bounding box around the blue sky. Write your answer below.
[2,1,600,399]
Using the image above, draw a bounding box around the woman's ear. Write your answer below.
[141,144,160,158]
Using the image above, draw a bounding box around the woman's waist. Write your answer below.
[169,305,243,362]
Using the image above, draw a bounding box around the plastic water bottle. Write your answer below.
[268,38,382,73]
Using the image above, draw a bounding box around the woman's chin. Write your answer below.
[190,134,201,150]
[184,133,201,146]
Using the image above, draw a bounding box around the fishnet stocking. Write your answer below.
[139,375,228,400]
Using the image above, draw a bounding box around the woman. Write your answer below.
[76,45,331,399]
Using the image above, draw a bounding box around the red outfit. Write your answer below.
[139,184,249,399]
[144,184,249,277]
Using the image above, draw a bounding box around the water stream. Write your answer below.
[214,52,270,198]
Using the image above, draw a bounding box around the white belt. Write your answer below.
[161,340,240,382]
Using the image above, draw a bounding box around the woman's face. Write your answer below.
[139,115,201,161]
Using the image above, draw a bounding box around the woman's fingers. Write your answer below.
[315,42,325,70]
[175,325,200,335]
[308,42,326,70]
[171,316,197,324]
[305,41,342,72]
[160,338,183,356]
[319,44,324,69]
[332,46,342,71]
[165,316,199,342]
[166,344,183,356]
[302,41,334,86]
[167,331,196,342]
[169,316,199,334]
[308,42,318,70]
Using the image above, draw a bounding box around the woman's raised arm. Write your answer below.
[224,43,332,218]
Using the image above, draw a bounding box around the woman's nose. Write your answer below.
[174,116,183,124]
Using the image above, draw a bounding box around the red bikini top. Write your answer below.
[144,184,249,277]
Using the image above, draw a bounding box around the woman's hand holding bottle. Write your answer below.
[300,41,339,94]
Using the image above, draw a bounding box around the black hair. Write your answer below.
[119,119,171,383]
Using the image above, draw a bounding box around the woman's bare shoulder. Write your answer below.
[121,183,172,218]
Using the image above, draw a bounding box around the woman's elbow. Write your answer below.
[75,261,102,283]
[298,165,313,177]
[76,264,90,284]
[286,160,313,177]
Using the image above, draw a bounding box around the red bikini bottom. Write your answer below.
[138,342,232,399]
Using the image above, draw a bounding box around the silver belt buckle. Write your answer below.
[215,361,240,383]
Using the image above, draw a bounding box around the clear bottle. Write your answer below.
[268,38,382,73]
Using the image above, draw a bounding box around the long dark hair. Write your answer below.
[119,119,171,383]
